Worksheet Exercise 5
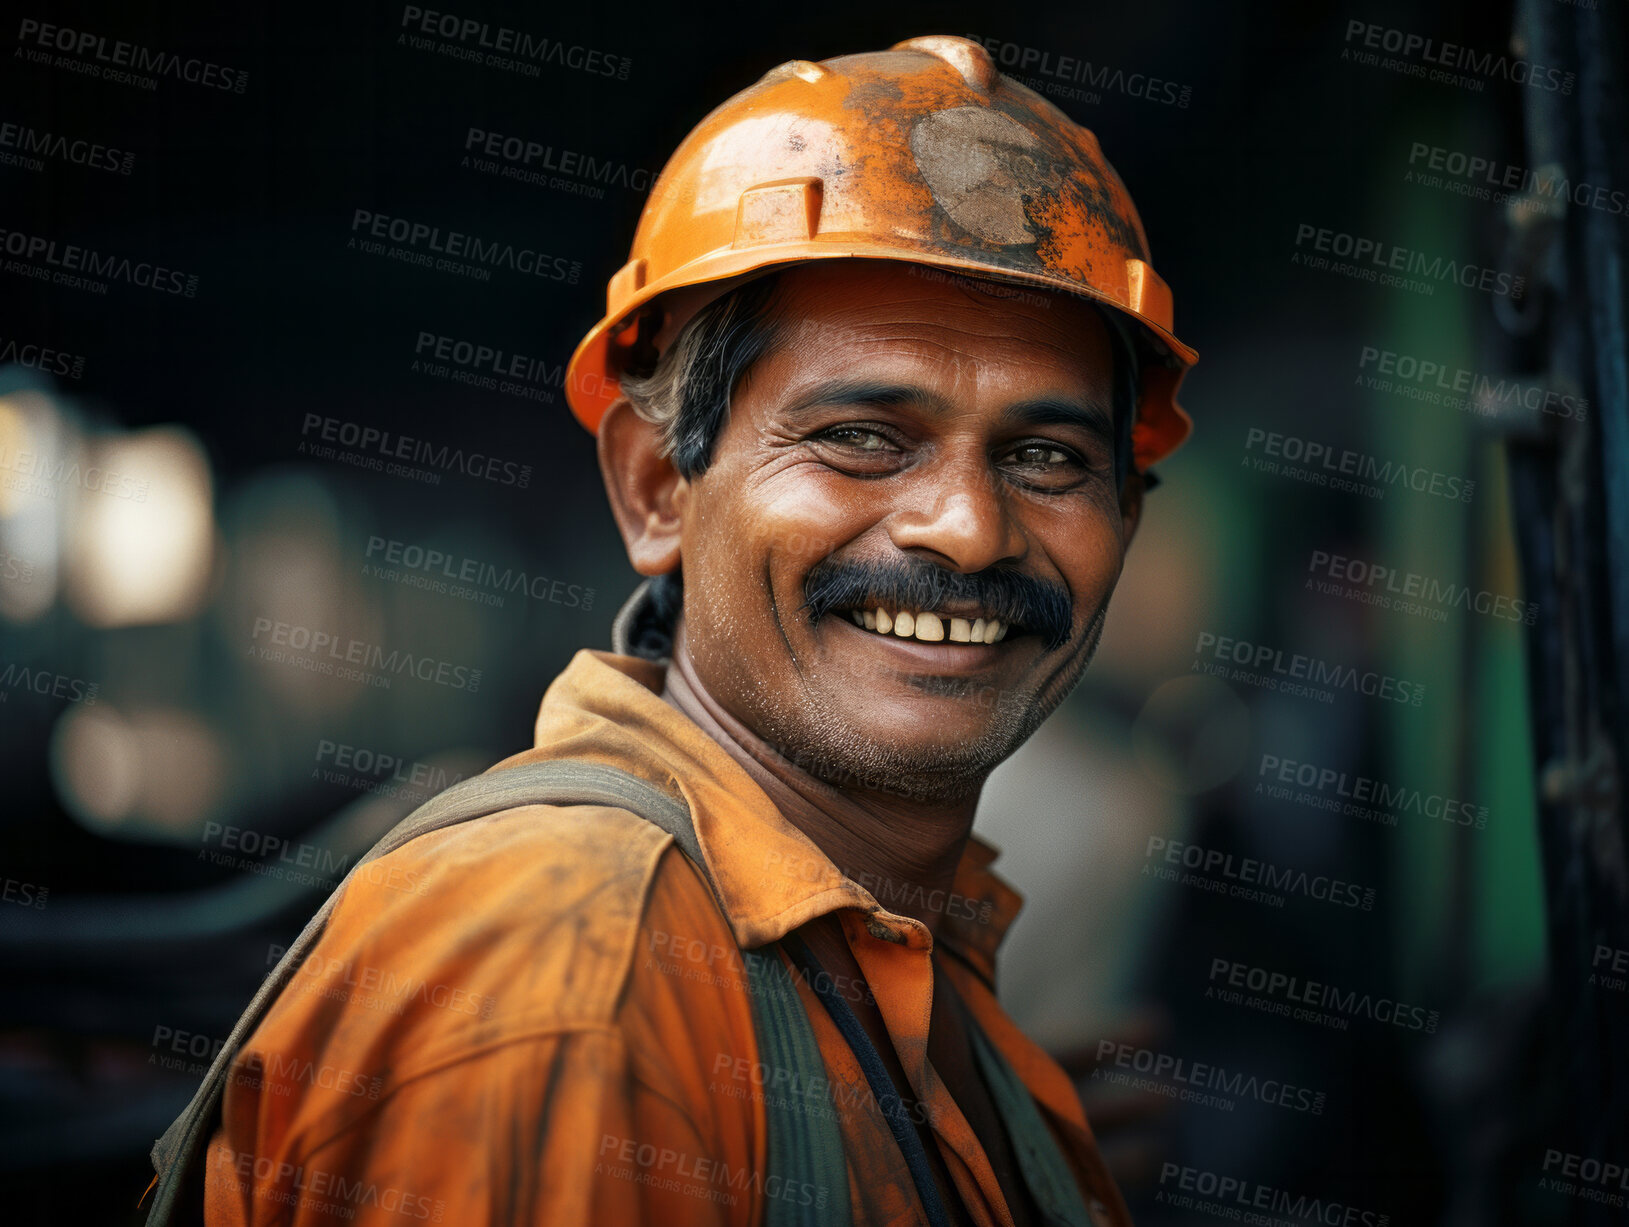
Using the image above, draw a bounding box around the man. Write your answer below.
[175,34,1196,1227]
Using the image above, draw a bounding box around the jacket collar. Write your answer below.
[534,627,1022,982]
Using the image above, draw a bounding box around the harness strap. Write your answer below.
[782,932,955,1227]
[145,759,849,1227]
[786,931,1101,1227]
[966,1020,1094,1226]
[742,946,856,1226]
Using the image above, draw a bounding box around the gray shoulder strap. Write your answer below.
[611,576,655,657]
[144,758,709,1226]
[745,948,856,1227]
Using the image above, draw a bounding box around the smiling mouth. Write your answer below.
[835,604,1024,644]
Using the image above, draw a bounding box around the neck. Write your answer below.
[658,626,983,939]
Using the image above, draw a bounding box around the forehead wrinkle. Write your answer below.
[766,377,1114,440]
[999,396,1115,437]
[772,271,1110,351]
[767,377,953,426]
[786,312,1102,359]
[732,274,1118,441]
[763,337,1110,424]
[771,321,1114,408]
[775,320,1105,383]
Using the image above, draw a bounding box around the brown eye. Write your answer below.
[805,424,911,475]
[1009,444,1072,466]
[820,427,896,451]
[1003,441,1085,470]
[998,439,1104,492]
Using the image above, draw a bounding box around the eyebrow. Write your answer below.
[774,379,1114,439]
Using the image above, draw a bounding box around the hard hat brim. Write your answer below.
[565,246,1196,469]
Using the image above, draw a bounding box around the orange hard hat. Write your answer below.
[564,34,1197,470]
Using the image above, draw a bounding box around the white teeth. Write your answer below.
[848,606,1013,644]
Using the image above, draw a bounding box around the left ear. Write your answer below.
[597,397,690,578]
[1118,469,1146,547]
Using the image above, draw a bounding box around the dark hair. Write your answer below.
[618,272,790,481]
[614,264,1143,658]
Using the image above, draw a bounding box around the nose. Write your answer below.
[885,446,1027,573]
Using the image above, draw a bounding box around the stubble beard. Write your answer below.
[735,604,1110,804]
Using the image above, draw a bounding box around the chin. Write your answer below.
[772,694,1046,804]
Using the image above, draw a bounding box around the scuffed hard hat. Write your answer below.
[565,34,1197,470]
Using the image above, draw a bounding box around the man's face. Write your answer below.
[672,260,1136,802]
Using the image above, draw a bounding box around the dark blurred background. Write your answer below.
[3,0,1625,1223]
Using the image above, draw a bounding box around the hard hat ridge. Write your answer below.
[566,33,1196,469]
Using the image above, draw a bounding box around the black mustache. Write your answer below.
[798,555,1074,652]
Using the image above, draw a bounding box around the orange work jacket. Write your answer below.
[199,648,1132,1226]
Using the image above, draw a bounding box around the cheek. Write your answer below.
[746,466,874,573]
[1037,511,1127,614]
[677,468,852,632]
[1081,547,1127,612]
